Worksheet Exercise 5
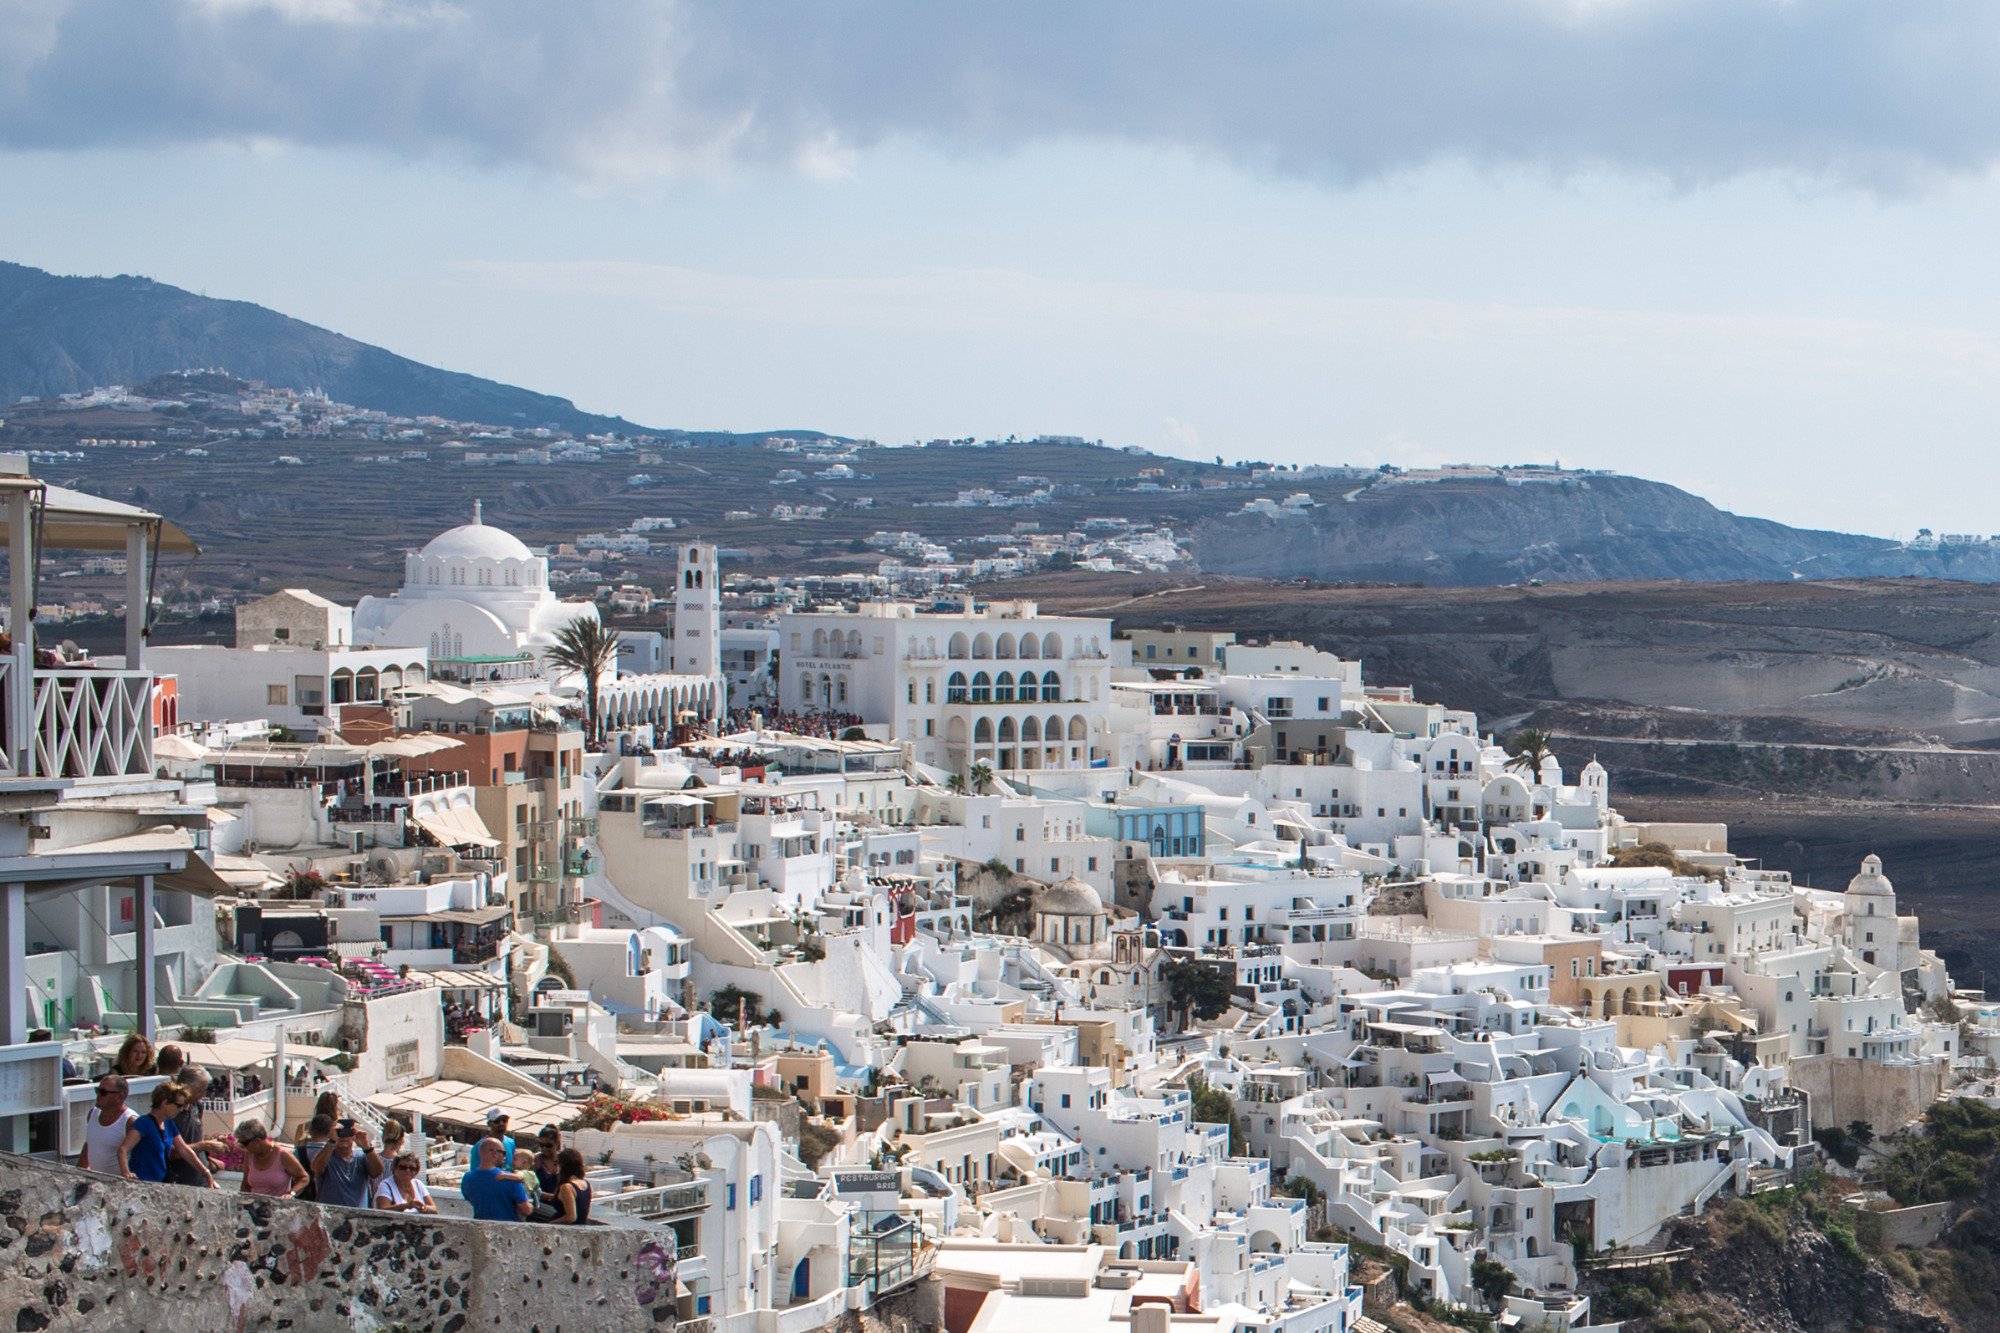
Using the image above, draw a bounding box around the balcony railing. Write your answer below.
[592,1179,709,1220]
[0,664,156,779]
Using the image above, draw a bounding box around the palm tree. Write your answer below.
[968,762,994,794]
[546,616,620,745]
[946,773,968,795]
[1504,727,1555,776]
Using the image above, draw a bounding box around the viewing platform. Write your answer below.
[0,1148,687,1332]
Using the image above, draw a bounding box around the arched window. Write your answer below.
[972,632,993,660]
[1042,673,1062,702]
[948,632,970,659]
[907,681,917,705]
[971,672,992,704]
[812,628,828,657]
[994,671,1015,704]
[947,671,968,704]
[925,678,935,704]
[836,677,848,704]
[801,673,816,705]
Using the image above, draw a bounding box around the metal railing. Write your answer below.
[592,1179,709,1220]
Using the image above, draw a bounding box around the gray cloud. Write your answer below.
[5,0,2000,189]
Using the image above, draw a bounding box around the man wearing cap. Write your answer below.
[311,1118,384,1209]
[485,1108,516,1167]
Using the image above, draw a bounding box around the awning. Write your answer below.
[411,805,500,849]
[17,827,233,897]
[211,745,370,769]
[369,734,466,759]
[393,682,479,704]
[89,1034,342,1067]
[413,967,510,991]
[408,906,512,927]
[365,1078,569,1130]
[212,853,280,891]
[0,476,199,555]
[184,1038,343,1068]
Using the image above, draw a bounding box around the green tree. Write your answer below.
[1504,727,1555,776]
[1186,1073,1246,1155]
[546,615,621,745]
[1471,1257,1516,1307]
[1164,958,1235,1026]
[968,762,995,794]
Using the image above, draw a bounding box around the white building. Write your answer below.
[353,502,598,663]
[777,600,1115,772]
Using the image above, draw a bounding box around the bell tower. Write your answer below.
[673,542,722,700]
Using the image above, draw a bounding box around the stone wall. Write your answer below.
[0,1151,679,1333]
[1367,879,1426,918]
[1788,1056,1953,1135]
[1867,1201,1955,1249]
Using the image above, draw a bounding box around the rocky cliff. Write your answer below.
[1189,473,2000,586]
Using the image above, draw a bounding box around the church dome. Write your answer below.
[1035,875,1104,916]
[420,515,532,563]
[1847,854,1894,897]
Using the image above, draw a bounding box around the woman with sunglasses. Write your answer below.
[373,1152,436,1214]
[234,1118,308,1197]
[76,1074,140,1179]
[130,1083,218,1187]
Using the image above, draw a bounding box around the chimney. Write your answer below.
[1132,1303,1171,1333]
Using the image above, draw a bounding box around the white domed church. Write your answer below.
[353,503,599,661]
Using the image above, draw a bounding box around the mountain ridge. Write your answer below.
[13,257,2000,589]
[0,260,647,435]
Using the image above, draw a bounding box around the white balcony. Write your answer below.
[0,466,193,784]
[0,663,156,781]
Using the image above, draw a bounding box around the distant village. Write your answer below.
[5,374,1627,629]
[0,445,1987,1333]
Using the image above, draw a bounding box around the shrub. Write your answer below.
[1815,1125,1859,1168]
[1471,1257,1514,1306]
[797,1120,842,1170]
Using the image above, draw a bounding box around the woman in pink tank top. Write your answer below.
[234,1119,307,1197]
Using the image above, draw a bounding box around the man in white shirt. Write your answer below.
[77,1074,139,1178]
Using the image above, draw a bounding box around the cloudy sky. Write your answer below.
[7,1,2000,535]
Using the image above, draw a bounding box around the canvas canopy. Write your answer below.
[0,476,199,555]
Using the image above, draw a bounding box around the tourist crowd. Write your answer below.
[724,706,865,738]
[75,1035,591,1224]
